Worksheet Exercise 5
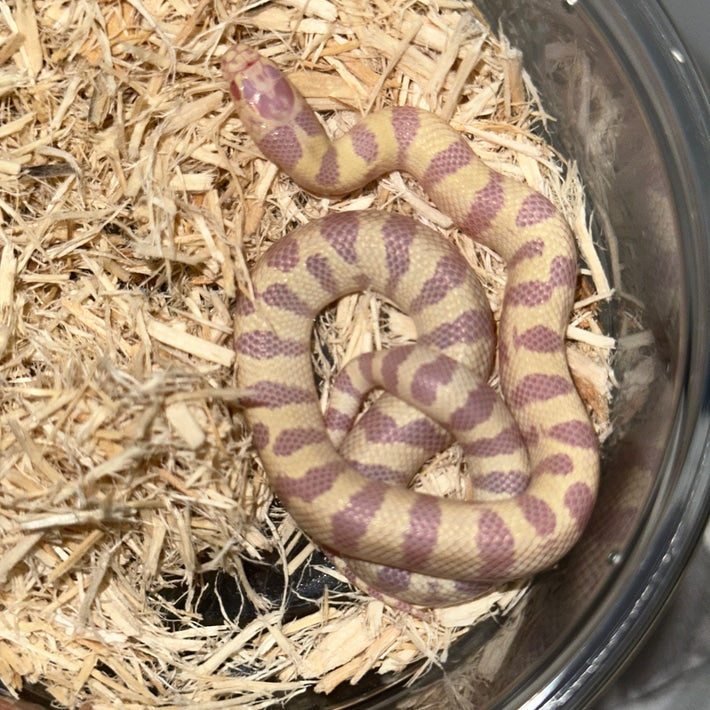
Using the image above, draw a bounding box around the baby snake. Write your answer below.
[223,44,599,609]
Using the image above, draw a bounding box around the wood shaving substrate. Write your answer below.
[0,0,615,707]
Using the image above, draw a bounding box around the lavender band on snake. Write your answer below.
[223,44,599,609]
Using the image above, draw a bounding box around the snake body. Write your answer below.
[223,45,599,608]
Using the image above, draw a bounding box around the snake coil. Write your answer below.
[223,44,599,609]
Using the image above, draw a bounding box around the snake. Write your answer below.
[222,44,600,609]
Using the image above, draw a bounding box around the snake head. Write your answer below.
[221,44,299,137]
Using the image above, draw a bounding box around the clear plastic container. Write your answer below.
[8,3,706,709]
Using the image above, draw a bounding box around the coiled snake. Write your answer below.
[223,44,599,609]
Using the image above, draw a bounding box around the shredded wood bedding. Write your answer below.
[0,0,619,707]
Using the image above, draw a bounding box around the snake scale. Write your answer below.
[223,44,599,609]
